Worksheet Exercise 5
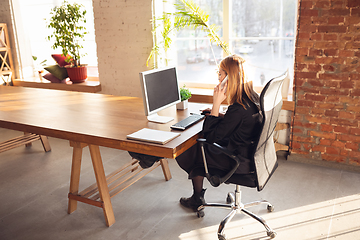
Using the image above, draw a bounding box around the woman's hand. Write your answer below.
[201,108,211,116]
[211,81,227,116]
[214,81,227,104]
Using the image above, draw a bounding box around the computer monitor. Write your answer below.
[139,66,181,123]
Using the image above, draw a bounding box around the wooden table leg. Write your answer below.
[39,135,51,152]
[23,132,51,152]
[24,132,32,147]
[88,144,116,227]
[0,133,51,153]
[160,158,172,181]
[68,141,86,214]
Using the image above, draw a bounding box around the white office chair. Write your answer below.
[197,71,287,240]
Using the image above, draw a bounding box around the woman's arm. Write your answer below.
[203,104,244,144]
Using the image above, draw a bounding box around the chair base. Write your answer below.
[198,185,276,240]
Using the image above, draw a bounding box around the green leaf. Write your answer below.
[180,84,191,101]
[46,0,87,66]
[147,0,231,67]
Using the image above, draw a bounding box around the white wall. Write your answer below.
[92,0,154,97]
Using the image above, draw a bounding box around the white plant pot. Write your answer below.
[176,99,188,110]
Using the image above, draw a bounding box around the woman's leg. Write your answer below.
[175,143,207,212]
[192,175,204,193]
[180,176,206,212]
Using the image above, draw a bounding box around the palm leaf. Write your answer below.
[147,0,231,67]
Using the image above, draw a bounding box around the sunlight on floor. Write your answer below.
[179,194,360,240]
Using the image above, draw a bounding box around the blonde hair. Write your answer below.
[219,54,259,108]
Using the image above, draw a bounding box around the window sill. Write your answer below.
[187,86,264,104]
[188,87,294,111]
[13,76,101,93]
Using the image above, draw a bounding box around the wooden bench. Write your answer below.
[274,100,295,152]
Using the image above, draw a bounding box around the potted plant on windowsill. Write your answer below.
[177,85,192,110]
[46,0,88,83]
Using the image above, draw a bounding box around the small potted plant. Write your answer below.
[46,0,88,83]
[177,85,192,110]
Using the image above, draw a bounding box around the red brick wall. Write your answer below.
[291,0,360,166]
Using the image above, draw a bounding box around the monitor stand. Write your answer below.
[147,113,174,124]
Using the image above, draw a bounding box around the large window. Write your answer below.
[172,0,296,89]
[15,0,98,78]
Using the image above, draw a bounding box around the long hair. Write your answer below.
[219,54,259,108]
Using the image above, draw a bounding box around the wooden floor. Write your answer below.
[1,128,360,240]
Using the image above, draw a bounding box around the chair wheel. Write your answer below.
[267,231,277,238]
[267,204,274,212]
[226,195,232,204]
[226,193,234,204]
[218,234,226,240]
[196,209,205,218]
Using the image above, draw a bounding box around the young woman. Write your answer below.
[175,54,261,213]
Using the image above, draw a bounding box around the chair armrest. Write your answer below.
[197,138,249,187]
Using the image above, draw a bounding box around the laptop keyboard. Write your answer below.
[171,114,205,130]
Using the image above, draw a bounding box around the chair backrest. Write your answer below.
[254,70,288,191]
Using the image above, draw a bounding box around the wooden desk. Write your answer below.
[0,86,205,226]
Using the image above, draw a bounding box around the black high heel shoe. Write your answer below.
[180,189,206,217]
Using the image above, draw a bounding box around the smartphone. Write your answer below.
[220,75,228,91]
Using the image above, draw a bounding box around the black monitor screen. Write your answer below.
[140,67,181,116]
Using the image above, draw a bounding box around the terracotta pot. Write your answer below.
[65,65,87,83]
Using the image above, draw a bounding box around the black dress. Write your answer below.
[175,94,261,179]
